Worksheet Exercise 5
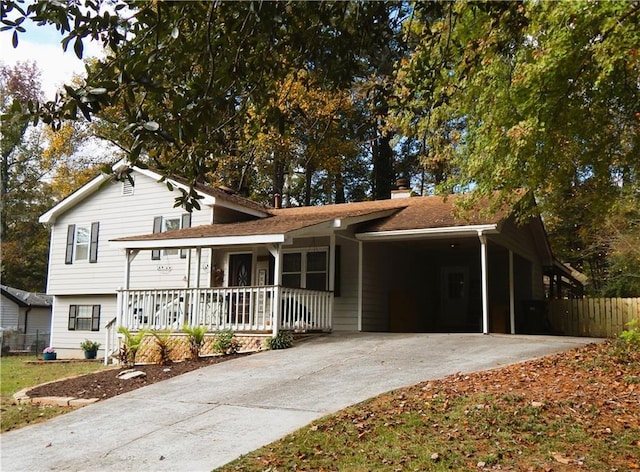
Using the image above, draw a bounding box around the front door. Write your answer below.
[440,266,469,329]
[229,254,252,324]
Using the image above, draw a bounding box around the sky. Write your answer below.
[1,19,103,99]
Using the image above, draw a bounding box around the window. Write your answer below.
[282,249,327,290]
[162,217,181,256]
[65,223,99,264]
[74,226,90,261]
[68,305,100,331]
[151,214,191,260]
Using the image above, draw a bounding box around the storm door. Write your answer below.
[229,254,252,324]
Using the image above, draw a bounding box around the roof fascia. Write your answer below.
[39,172,111,224]
[0,288,28,307]
[356,224,499,241]
[109,233,286,250]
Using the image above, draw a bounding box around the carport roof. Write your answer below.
[111,193,513,248]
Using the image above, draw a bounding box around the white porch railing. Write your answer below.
[104,317,118,365]
[116,286,332,333]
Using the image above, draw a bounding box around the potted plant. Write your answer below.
[43,346,57,361]
[80,339,101,359]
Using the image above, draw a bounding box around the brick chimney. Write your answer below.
[391,178,412,199]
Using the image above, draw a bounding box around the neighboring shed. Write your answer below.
[0,285,52,352]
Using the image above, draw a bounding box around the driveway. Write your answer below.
[1,333,599,471]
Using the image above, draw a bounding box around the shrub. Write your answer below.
[620,319,640,347]
[183,325,207,360]
[117,326,147,367]
[150,330,175,365]
[266,331,294,350]
[213,329,242,355]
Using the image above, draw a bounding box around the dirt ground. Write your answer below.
[27,354,248,400]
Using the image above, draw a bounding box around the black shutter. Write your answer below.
[180,213,191,259]
[152,216,162,260]
[89,222,100,263]
[91,305,101,331]
[68,305,78,330]
[65,224,76,264]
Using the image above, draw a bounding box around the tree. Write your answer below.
[2,0,398,209]
[1,60,43,241]
[393,1,640,293]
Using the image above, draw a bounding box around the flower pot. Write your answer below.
[84,349,97,359]
[43,352,57,361]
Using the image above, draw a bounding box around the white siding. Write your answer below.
[0,296,20,329]
[332,235,359,331]
[50,295,116,359]
[46,171,213,295]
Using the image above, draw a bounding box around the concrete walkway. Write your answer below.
[1,333,599,472]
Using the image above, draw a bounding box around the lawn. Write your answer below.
[0,355,107,432]
[217,338,640,472]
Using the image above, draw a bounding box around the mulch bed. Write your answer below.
[27,354,249,400]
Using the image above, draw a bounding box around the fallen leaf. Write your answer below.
[551,451,572,464]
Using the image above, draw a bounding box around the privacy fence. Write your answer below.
[548,297,640,338]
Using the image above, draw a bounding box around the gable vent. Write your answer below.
[122,178,134,196]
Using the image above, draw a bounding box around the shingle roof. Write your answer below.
[0,285,52,307]
[113,193,512,243]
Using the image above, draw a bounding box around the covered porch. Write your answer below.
[117,285,332,333]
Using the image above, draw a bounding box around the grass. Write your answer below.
[217,339,640,471]
[0,355,107,432]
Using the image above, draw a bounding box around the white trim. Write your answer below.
[39,173,110,224]
[110,233,286,250]
[39,164,268,224]
[509,250,515,334]
[479,231,489,335]
[358,240,363,332]
[356,224,499,241]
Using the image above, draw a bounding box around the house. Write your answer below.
[108,184,580,352]
[39,163,269,358]
[41,163,579,360]
[0,285,52,353]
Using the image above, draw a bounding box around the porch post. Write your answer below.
[195,247,202,287]
[358,240,363,332]
[271,244,282,337]
[328,234,335,292]
[479,232,489,334]
[509,250,515,334]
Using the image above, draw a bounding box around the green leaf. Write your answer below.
[73,37,83,59]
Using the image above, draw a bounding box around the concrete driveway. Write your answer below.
[1,333,599,472]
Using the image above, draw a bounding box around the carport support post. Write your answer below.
[479,232,489,334]
[509,250,515,334]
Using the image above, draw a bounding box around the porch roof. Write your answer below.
[110,194,514,249]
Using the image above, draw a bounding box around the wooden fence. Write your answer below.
[548,297,640,338]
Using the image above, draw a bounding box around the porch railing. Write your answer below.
[116,286,332,333]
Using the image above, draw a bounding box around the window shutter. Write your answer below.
[68,305,78,330]
[152,216,162,260]
[65,224,76,264]
[180,213,191,259]
[89,222,100,263]
[91,305,101,331]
